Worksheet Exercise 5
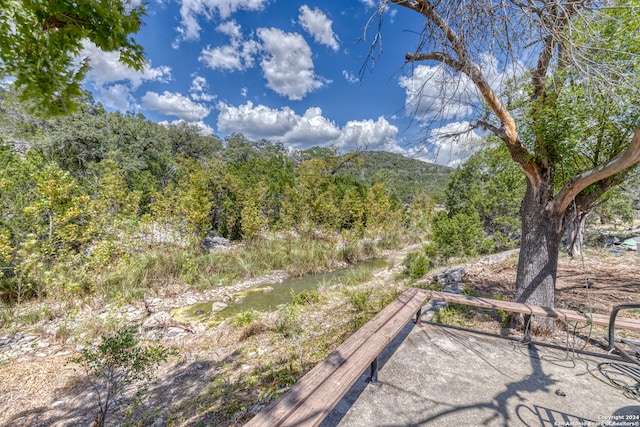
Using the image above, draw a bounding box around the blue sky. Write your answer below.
[79,0,494,166]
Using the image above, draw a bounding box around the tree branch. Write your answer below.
[391,0,536,183]
[552,125,640,215]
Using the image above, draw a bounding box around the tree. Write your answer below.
[0,0,146,115]
[445,141,525,250]
[377,0,640,324]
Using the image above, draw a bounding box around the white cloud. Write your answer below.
[199,20,260,71]
[426,121,481,167]
[217,101,298,138]
[359,0,377,7]
[240,87,248,97]
[174,0,268,45]
[399,64,476,121]
[399,54,524,121]
[335,117,398,150]
[81,41,171,89]
[283,107,341,145]
[298,6,339,51]
[97,84,138,111]
[257,28,325,100]
[343,70,359,84]
[142,91,211,121]
[79,40,172,111]
[159,119,215,136]
[216,101,399,151]
[189,75,216,101]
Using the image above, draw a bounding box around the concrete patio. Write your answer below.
[321,320,640,427]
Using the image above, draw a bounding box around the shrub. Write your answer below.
[70,325,175,427]
[402,252,429,279]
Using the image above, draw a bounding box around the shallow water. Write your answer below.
[175,258,389,322]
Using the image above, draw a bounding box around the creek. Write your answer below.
[173,258,389,323]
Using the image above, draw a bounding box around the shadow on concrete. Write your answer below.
[323,321,638,427]
[319,318,417,427]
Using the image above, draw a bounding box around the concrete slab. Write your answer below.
[321,322,640,427]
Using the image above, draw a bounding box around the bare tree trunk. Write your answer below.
[566,212,588,257]
[515,184,564,333]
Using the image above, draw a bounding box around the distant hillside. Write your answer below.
[343,150,453,203]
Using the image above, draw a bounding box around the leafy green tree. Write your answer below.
[20,162,92,297]
[380,0,640,317]
[240,184,269,240]
[425,208,493,262]
[445,142,524,250]
[0,0,146,115]
[149,158,214,246]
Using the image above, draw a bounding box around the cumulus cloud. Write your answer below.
[189,75,216,101]
[335,117,398,150]
[79,40,171,111]
[399,54,524,121]
[159,119,215,136]
[82,41,171,89]
[426,121,481,167]
[97,84,138,112]
[174,0,268,46]
[217,101,298,138]
[257,28,325,100]
[199,20,260,71]
[216,101,399,151]
[298,6,339,51]
[142,91,211,121]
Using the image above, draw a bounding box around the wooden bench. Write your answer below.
[244,287,429,427]
[417,289,640,333]
[245,287,640,426]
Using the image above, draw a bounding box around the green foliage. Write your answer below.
[444,142,524,250]
[402,251,430,279]
[234,309,257,327]
[341,150,452,202]
[70,325,175,427]
[0,0,146,115]
[291,289,321,306]
[273,306,302,338]
[425,208,493,262]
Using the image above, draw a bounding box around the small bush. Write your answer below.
[402,252,429,279]
[70,325,175,427]
[291,289,320,306]
[234,309,257,327]
[345,289,372,313]
[273,306,302,338]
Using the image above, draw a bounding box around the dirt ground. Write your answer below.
[0,247,638,426]
[453,249,640,350]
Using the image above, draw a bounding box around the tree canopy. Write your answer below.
[0,0,145,115]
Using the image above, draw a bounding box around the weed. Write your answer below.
[233,310,257,327]
[342,266,373,287]
[291,289,320,306]
[273,306,302,338]
[344,289,372,313]
[402,252,429,279]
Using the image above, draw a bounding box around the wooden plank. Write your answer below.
[282,290,428,426]
[245,287,427,427]
[418,290,640,332]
